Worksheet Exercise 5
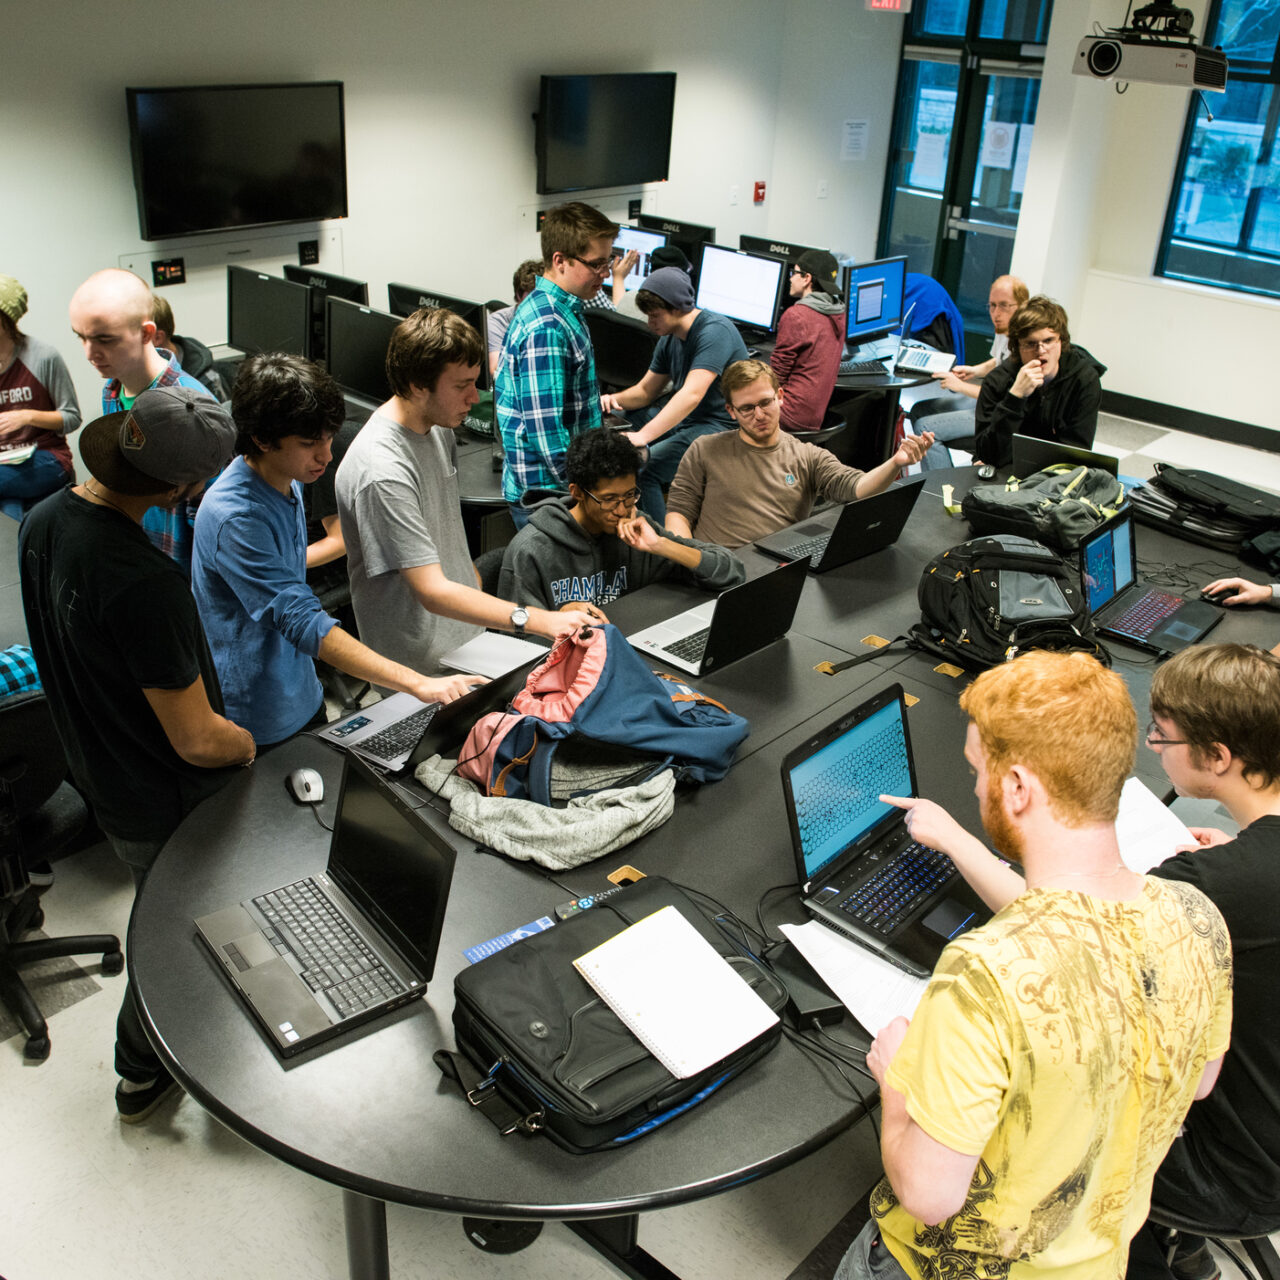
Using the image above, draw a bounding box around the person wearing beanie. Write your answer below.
[19,386,256,1124]
[600,265,749,520]
[769,249,845,433]
[0,275,82,520]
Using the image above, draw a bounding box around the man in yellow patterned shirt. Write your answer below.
[835,651,1232,1280]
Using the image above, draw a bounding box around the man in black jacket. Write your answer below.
[974,295,1105,468]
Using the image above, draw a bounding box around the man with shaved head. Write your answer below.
[930,274,1029,399]
[69,269,213,571]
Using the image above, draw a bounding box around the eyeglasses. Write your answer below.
[789,267,809,277]
[573,255,614,273]
[730,394,778,417]
[1145,721,1188,748]
[583,486,641,512]
[1018,335,1060,354]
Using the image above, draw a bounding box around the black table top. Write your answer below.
[129,463,1279,1222]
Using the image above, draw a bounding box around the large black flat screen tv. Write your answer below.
[126,82,349,240]
[536,73,676,195]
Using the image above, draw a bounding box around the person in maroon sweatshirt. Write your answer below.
[770,249,845,433]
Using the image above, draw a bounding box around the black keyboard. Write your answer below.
[661,626,711,663]
[839,357,888,376]
[254,879,406,1017]
[835,843,955,937]
[1107,588,1183,639]
[782,534,831,565]
[360,703,440,759]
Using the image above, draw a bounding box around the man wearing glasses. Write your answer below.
[973,295,1106,469]
[495,201,619,529]
[665,360,933,550]
[769,249,846,433]
[497,428,743,613]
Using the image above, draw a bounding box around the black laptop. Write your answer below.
[1080,506,1221,654]
[781,683,983,976]
[1012,433,1119,478]
[195,754,456,1058]
[627,558,809,675]
[753,479,925,572]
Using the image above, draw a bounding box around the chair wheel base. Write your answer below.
[101,949,124,976]
[24,1034,50,1062]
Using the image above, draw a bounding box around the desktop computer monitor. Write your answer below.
[324,297,400,405]
[612,226,668,293]
[737,235,831,317]
[385,284,490,391]
[694,245,786,336]
[227,266,312,358]
[282,264,369,364]
[636,213,716,279]
[842,255,908,347]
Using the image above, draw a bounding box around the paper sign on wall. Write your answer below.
[980,121,1016,170]
[842,119,870,162]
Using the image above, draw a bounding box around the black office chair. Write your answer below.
[1148,1204,1280,1280]
[0,690,122,1062]
[795,408,849,453]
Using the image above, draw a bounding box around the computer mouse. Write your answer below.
[285,767,324,804]
[977,464,997,480]
[1200,588,1233,606]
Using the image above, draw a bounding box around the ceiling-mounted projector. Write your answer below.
[1073,0,1228,90]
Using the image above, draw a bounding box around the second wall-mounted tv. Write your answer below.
[126,81,349,241]
[536,73,676,195]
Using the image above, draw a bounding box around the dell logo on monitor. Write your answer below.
[661,222,680,233]
[419,295,441,309]
[770,243,791,255]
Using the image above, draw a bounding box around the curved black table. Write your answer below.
[130,737,873,1280]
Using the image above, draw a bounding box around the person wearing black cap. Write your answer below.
[599,265,749,520]
[19,385,255,1123]
[770,249,845,433]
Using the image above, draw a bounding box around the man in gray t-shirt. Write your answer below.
[335,309,597,679]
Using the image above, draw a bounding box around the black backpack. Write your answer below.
[1129,464,1280,553]
[960,464,1127,551]
[910,534,1108,672]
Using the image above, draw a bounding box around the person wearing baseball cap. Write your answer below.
[769,248,845,434]
[19,384,255,1123]
[0,275,82,520]
[599,266,749,520]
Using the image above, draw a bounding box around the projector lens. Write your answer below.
[1087,40,1123,76]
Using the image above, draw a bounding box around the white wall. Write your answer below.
[1015,0,1280,432]
[7,0,901,427]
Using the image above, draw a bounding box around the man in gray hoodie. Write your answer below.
[498,428,744,613]
[770,249,845,433]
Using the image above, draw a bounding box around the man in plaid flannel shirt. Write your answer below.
[69,269,212,573]
[495,202,619,529]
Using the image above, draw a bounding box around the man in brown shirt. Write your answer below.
[665,360,933,550]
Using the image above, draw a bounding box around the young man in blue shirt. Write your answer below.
[600,267,750,520]
[495,201,619,527]
[192,354,478,748]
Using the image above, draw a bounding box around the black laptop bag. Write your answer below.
[960,464,1126,551]
[1128,464,1280,552]
[911,534,1107,671]
[436,876,787,1153]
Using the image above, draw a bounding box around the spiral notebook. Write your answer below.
[573,906,779,1079]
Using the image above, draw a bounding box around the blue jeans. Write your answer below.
[835,1220,910,1280]
[508,501,531,530]
[0,449,69,521]
[639,421,729,522]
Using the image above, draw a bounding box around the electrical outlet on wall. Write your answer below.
[729,185,740,206]
[817,179,830,199]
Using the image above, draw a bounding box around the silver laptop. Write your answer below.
[781,683,984,977]
[628,559,809,675]
[896,345,955,375]
[195,754,456,1058]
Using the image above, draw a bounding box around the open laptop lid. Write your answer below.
[1012,433,1119,478]
[1080,505,1137,617]
[781,683,918,893]
[701,557,809,672]
[326,754,458,981]
[754,478,926,568]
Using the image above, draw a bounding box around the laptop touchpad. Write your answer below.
[922,898,977,942]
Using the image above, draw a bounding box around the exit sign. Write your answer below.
[867,0,911,10]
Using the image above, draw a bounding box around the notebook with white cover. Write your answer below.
[573,906,779,1079]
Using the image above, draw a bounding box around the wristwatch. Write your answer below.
[510,606,529,637]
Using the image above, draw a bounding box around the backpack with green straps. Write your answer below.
[961,463,1126,552]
